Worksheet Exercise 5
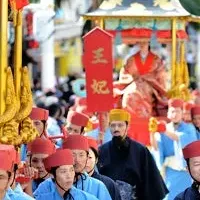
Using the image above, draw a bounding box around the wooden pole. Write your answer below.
[14,11,23,111]
[171,18,177,89]
[0,0,8,115]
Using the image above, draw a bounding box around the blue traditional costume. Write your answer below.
[156,99,198,199]
[34,149,98,200]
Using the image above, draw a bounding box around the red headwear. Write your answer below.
[29,138,55,155]
[29,107,49,121]
[191,106,200,116]
[63,135,89,151]
[0,145,18,172]
[183,102,194,111]
[86,137,98,152]
[44,149,74,172]
[66,111,89,127]
[183,141,200,159]
[168,98,184,109]
[0,144,19,164]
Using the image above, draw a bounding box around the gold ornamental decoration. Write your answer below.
[0,68,17,126]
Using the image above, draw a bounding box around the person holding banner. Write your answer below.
[98,109,168,200]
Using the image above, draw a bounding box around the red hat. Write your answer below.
[0,145,17,172]
[168,98,184,108]
[183,102,194,111]
[63,135,89,151]
[191,106,200,116]
[0,145,19,164]
[30,138,55,155]
[29,107,49,121]
[44,149,74,172]
[183,141,200,159]
[66,111,89,127]
[86,137,98,152]
[0,152,14,172]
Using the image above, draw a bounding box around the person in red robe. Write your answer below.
[114,41,167,117]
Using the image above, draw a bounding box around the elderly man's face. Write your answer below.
[110,121,127,138]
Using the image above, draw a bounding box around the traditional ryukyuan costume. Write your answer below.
[114,50,167,117]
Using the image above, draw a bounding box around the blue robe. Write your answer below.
[5,185,34,200]
[156,121,198,200]
[34,173,112,200]
[34,180,98,200]
[174,186,200,200]
[98,137,168,200]
[21,144,27,161]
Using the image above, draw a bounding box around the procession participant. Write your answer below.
[183,102,193,123]
[29,138,55,192]
[191,105,200,140]
[114,41,167,117]
[34,135,112,200]
[29,107,49,137]
[34,149,98,200]
[65,110,89,135]
[0,145,33,200]
[174,141,200,199]
[98,109,168,200]
[155,98,198,199]
[62,135,112,200]
[21,107,49,161]
[3,146,35,200]
[86,137,121,200]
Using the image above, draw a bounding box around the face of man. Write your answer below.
[71,150,88,173]
[33,120,45,136]
[189,156,200,182]
[110,121,127,138]
[66,123,82,135]
[55,165,75,191]
[85,149,96,174]
[193,115,200,128]
[0,170,10,194]
[31,153,49,178]
[167,107,183,123]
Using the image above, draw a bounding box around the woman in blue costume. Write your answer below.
[174,140,200,199]
[35,148,98,200]
[155,99,198,199]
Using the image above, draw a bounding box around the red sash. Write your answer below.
[135,52,154,75]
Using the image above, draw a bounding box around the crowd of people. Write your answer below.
[1,41,200,200]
